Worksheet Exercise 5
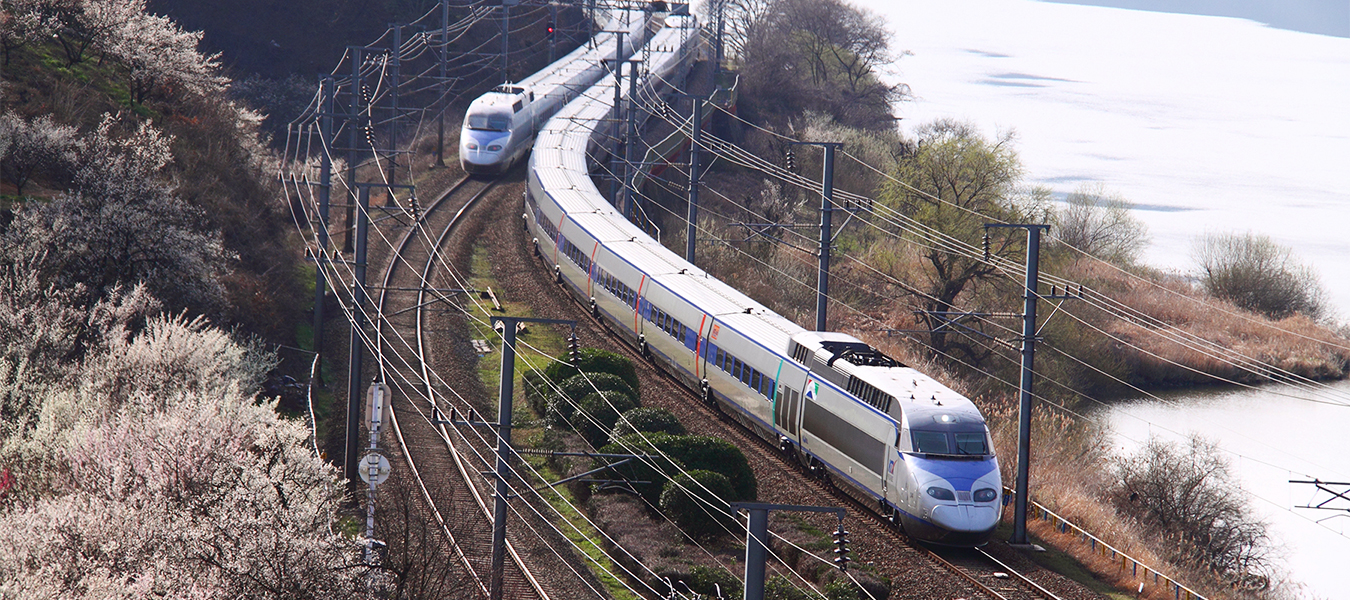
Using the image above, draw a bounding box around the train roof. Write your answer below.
[711,311,794,357]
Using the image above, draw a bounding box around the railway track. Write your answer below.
[370,174,549,600]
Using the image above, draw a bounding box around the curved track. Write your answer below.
[371,174,548,600]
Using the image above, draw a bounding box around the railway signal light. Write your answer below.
[832,524,851,571]
[547,22,555,41]
[785,147,795,171]
[567,332,579,364]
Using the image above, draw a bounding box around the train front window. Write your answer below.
[467,113,510,132]
[912,431,948,454]
[954,432,988,455]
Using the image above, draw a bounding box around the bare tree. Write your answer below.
[1113,435,1276,590]
[737,0,906,129]
[1053,183,1149,266]
[1192,231,1325,320]
[374,470,477,599]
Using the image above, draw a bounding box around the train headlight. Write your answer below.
[466,142,478,150]
[973,488,997,503]
[487,144,503,152]
[925,486,955,501]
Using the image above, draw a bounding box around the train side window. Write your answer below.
[732,358,742,380]
[512,100,523,113]
[750,370,761,392]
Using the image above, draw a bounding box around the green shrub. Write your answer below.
[522,370,552,416]
[609,406,686,443]
[600,433,757,506]
[595,440,684,506]
[765,576,820,600]
[660,469,736,540]
[544,347,640,395]
[548,372,636,429]
[651,433,757,502]
[683,565,742,599]
[577,390,641,448]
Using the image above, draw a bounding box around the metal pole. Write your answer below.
[715,0,725,71]
[364,381,385,563]
[743,506,768,600]
[1010,225,1046,546]
[387,25,401,197]
[313,76,334,377]
[622,60,639,225]
[685,97,702,264]
[816,144,836,332]
[345,186,371,486]
[587,0,594,48]
[490,318,518,600]
[500,4,510,84]
[343,48,362,253]
[608,33,625,207]
[436,0,448,166]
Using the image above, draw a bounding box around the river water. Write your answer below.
[1098,382,1350,598]
[829,0,1350,597]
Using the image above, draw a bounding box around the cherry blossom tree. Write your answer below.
[0,111,77,195]
[0,315,362,599]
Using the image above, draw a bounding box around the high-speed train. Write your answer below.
[523,11,1002,546]
[459,8,654,175]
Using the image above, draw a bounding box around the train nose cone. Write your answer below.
[931,504,999,532]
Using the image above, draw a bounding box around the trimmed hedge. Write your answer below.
[577,390,641,448]
[608,407,686,444]
[660,470,737,540]
[544,347,640,395]
[547,372,635,429]
[603,433,756,504]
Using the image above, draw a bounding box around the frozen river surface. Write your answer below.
[864,0,1350,316]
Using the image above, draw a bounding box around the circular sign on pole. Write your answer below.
[359,452,391,485]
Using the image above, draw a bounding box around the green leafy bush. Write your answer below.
[683,565,742,599]
[608,407,686,444]
[660,469,736,540]
[544,347,640,395]
[595,439,683,505]
[547,372,635,429]
[604,433,757,504]
[576,390,641,448]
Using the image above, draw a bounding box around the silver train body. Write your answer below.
[459,9,653,175]
[523,13,1001,546]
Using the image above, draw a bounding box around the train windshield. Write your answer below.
[467,113,511,132]
[911,430,989,456]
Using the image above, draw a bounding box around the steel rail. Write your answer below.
[411,179,552,600]
[375,174,548,600]
[975,547,1064,600]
